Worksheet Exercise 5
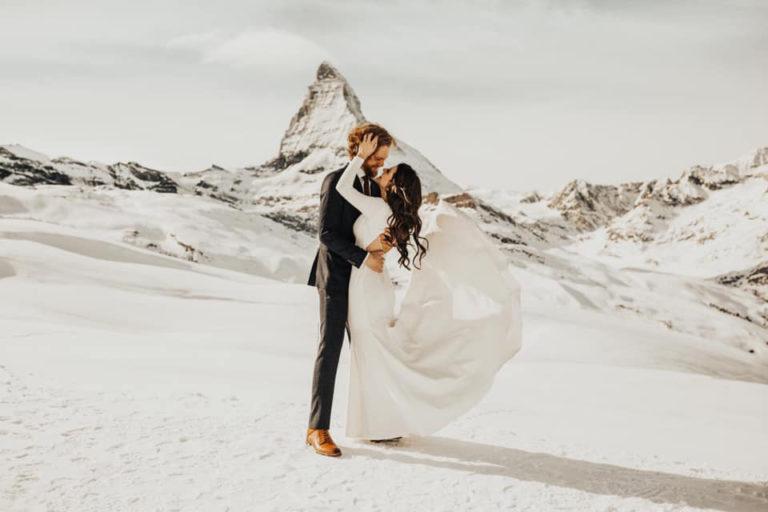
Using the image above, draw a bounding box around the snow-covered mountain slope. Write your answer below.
[0,182,314,283]
[471,146,768,303]
[1,60,766,362]
[1,218,767,511]
[0,145,179,192]
[3,175,765,364]
[461,151,768,360]
[578,169,767,276]
[545,147,767,233]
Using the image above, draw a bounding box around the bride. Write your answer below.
[337,133,523,441]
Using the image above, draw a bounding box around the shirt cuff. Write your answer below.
[354,155,366,178]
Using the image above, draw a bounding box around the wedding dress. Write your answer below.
[336,156,523,439]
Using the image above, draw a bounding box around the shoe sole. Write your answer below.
[368,438,402,444]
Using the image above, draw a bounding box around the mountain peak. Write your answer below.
[271,61,365,170]
[316,61,344,81]
[262,61,461,196]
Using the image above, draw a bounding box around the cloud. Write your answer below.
[166,28,331,73]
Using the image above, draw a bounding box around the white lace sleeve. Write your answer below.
[335,156,383,217]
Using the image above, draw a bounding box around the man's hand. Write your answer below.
[365,250,385,273]
[356,132,378,160]
[365,228,394,253]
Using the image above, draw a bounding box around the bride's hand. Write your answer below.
[356,132,378,160]
[366,228,393,253]
[381,227,394,253]
[365,234,383,252]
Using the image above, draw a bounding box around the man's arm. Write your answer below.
[318,171,368,268]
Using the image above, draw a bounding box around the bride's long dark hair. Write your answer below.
[384,163,429,270]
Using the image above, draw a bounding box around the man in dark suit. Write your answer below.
[306,123,393,457]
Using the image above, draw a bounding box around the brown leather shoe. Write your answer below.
[306,428,342,457]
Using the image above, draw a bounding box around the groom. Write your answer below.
[306,123,393,457]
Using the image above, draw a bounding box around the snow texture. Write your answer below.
[1,61,767,511]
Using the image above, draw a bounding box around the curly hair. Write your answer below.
[347,123,395,159]
[384,163,429,270]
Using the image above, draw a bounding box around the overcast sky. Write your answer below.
[1,0,766,192]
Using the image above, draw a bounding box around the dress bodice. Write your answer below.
[333,155,393,253]
[353,201,391,251]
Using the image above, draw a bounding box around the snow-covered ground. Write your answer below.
[2,186,767,511]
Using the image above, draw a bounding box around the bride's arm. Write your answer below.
[335,155,382,217]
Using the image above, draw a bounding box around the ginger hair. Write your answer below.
[347,123,395,159]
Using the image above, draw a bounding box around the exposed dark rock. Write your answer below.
[112,163,178,193]
[520,191,542,203]
[715,261,768,303]
[263,150,310,172]
[264,211,317,234]
[548,179,642,231]
[444,192,476,209]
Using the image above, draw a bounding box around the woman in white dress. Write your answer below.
[336,133,523,441]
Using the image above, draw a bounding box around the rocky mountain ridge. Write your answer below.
[546,146,768,235]
[1,62,766,311]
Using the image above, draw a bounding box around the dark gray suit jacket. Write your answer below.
[307,164,381,294]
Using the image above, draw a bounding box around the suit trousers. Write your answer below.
[308,287,350,429]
